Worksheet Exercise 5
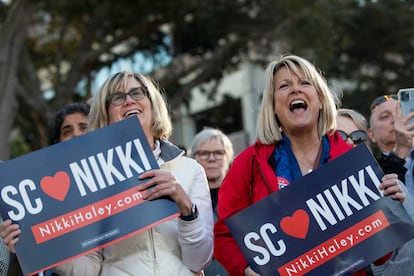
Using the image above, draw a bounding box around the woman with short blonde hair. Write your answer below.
[257,55,338,144]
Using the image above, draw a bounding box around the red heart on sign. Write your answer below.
[280,209,309,239]
[40,171,70,201]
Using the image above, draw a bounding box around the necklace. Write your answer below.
[296,142,323,175]
[297,160,314,174]
[297,159,316,175]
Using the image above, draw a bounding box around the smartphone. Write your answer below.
[398,88,414,124]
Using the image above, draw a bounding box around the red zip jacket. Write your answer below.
[214,132,352,275]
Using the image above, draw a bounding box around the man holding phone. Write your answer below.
[368,94,414,194]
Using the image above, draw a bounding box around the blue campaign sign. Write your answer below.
[0,116,179,275]
[225,144,414,276]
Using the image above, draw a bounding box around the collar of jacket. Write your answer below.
[159,139,185,162]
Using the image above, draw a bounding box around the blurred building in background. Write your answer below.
[172,61,264,156]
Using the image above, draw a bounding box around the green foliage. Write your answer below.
[10,134,31,159]
[325,0,414,115]
[2,0,414,156]
[257,0,414,118]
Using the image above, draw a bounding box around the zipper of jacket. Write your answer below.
[255,155,274,196]
[149,228,160,276]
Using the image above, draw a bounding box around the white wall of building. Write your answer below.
[172,61,265,155]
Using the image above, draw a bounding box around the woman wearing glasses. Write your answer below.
[337,108,369,147]
[189,128,234,276]
[189,128,234,213]
[1,71,214,276]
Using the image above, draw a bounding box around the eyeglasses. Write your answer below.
[107,87,148,106]
[337,130,367,145]
[370,94,398,111]
[195,150,226,161]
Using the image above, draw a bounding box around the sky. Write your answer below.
[91,49,171,93]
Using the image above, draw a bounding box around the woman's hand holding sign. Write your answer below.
[213,55,410,275]
[138,169,193,217]
[0,219,20,253]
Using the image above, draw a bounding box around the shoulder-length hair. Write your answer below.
[256,54,338,144]
[88,71,172,139]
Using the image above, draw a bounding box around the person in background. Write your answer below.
[213,54,405,276]
[44,102,90,276]
[1,102,90,276]
[368,95,414,196]
[1,72,214,276]
[189,128,234,276]
[337,108,369,147]
[47,102,90,145]
[189,128,234,214]
[337,107,414,275]
[338,107,408,182]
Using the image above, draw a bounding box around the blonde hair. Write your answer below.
[88,71,172,139]
[337,108,368,132]
[256,54,338,144]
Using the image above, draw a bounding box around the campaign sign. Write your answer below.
[225,144,414,276]
[0,116,179,275]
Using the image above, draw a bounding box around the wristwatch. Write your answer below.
[179,204,198,221]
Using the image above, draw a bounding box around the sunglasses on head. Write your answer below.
[370,94,398,111]
[337,130,367,145]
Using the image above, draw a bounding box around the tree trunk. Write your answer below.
[0,0,34,160]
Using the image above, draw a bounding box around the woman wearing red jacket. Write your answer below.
[213,54,405,276]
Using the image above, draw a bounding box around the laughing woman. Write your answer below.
[213,54,405,276]
[0,72,213,276]
[57,72,214,275]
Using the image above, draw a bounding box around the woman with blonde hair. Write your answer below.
[1,71,214,276]
[337,108,369,147]
[214,54,405,276]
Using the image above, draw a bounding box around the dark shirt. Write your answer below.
[210,188,219,211]
[377,152,407,183]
